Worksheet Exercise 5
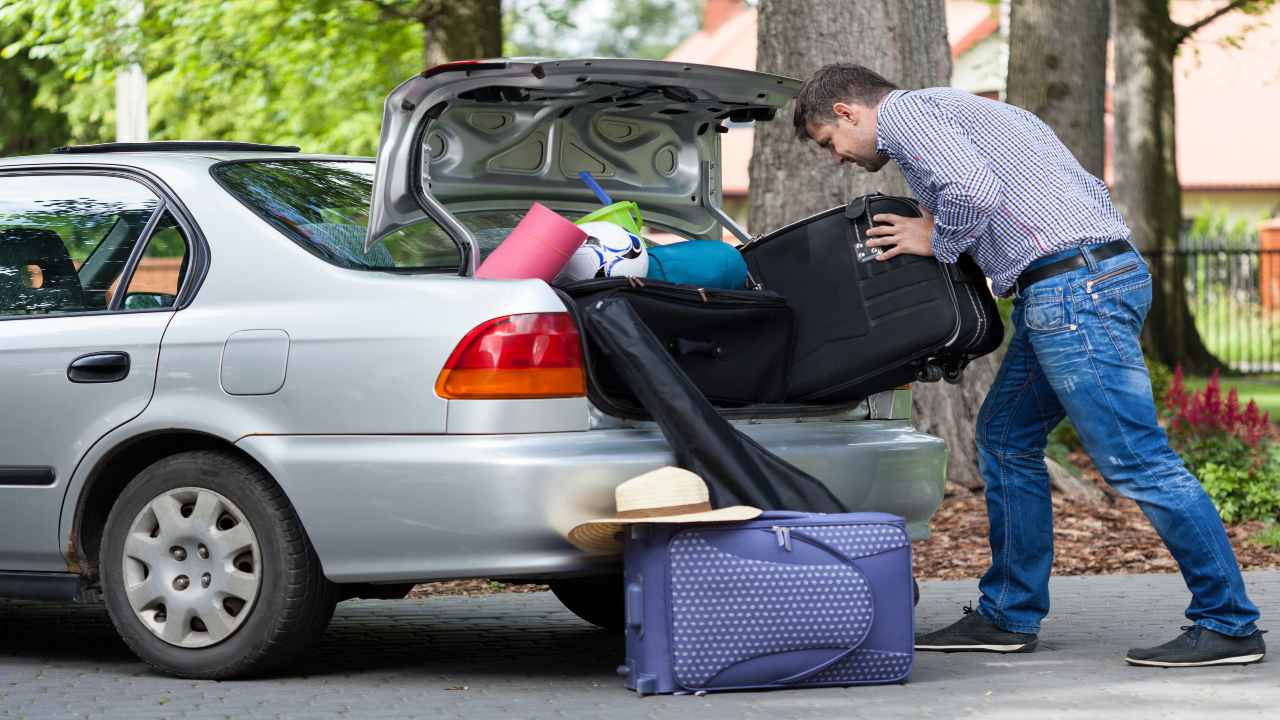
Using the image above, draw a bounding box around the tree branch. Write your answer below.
[1173,0,1253,46]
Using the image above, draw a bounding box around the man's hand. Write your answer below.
[864,208,935,261]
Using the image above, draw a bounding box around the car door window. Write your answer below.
[0,174,160,317]
[118,211,190,310]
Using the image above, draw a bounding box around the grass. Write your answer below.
[1251,521,1280,550]
[1182,374,1280,420]
[1188,297,1280,370]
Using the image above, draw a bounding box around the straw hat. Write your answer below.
[567,467,762,554]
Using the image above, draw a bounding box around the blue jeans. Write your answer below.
[974,243,1261,637]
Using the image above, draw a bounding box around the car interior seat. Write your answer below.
[0,227,87,314]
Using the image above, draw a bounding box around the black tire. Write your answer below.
[100,450,336,679]
[913,578,920,607]
[549,575,624,631]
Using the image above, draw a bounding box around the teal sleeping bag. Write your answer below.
[645,240,749,289]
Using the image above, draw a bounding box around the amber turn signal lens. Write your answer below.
[435,313,586,400]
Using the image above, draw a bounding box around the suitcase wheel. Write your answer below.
[916,363,944,383]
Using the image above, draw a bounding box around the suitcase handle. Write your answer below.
[672,338,722,359]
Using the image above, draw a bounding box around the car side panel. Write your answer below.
[139,166,580,436]
[0,313,171,571]
[54,168,591,564]
[236,421,947,583]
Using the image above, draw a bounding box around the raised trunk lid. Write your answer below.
[367,58,800,271]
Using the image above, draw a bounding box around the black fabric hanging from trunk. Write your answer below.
[580,295,847,513]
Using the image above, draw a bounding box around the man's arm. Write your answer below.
[865,94,1004,263]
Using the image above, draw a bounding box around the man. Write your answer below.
[794,63,1265,667]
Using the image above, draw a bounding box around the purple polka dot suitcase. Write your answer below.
[620,511,914,695]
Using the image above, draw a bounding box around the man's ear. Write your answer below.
[832,102,858,125]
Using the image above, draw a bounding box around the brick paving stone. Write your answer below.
[0,572,1276,719]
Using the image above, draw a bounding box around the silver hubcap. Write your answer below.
[122,487,262,648]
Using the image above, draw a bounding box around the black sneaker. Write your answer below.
[915,605,1038,653]
[1125,626,1266,667]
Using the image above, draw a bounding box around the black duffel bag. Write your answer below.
[562,277,794,407]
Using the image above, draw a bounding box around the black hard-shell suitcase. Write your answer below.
[741,193,1002,404]
[564,278,794,406]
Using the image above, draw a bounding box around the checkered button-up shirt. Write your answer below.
[874,88,1129,295]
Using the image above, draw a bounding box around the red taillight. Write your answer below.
[435,313,586,400]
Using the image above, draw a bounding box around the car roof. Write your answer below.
[0,151,371,170]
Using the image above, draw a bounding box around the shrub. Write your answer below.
[1046,420,1084,477]
[1164,368,1280,522]
[1147,357,1173,413]
[1252,521,1280,551]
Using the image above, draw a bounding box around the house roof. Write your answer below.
[1171,1,1280,190]
[668,0,1280,195]
[947,0,1001,58]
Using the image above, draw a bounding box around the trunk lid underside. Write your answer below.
[368,59,801,271]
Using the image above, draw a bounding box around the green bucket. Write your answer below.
[576,201,644,235]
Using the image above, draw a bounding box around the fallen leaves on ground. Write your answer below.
[914,491,1280,581]
[407,579,548,599]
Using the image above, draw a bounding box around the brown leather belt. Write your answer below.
[1013,240,1133,296]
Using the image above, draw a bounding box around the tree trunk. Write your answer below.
[749,0,950,226]
[1006,0,1109,177]
[1112,0,1222,373]
[751,0,1001,490]
[422,0,503,68]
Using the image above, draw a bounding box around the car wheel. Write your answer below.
[549,575,624,631]
[100,450,335,679]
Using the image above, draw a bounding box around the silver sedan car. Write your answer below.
[0,59,945,678]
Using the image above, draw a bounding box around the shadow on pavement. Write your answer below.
[0,595,622,679]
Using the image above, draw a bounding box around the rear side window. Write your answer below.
[211,160,461,271]
[119,211,191,310]
[0,174,161,317]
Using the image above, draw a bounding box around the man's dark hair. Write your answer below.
[792,64,898,139]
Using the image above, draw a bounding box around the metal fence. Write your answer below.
[1159,236,1280,373]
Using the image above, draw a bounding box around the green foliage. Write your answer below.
[505,0,703,59]
[593,0,704,59]
[1046,419,1084,478]
[1183,204,1262,250]
[1,0,426,154]
[0,22,72,153]
[1183,439,1280,524]
[1,0,707,155]
[1251,521,1280,550]
[1147,355,1174,412]
[1164,368,1280,523]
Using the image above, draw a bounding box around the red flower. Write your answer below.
[1162,367,1272,447]
[1225,387,1242,433]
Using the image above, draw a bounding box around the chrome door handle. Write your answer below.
[67,352,131,383]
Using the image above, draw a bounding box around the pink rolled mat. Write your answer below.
[475,202,588,281]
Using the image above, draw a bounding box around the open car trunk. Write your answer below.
[366,59,997,417]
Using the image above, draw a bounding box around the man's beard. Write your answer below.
[863,153,890,172]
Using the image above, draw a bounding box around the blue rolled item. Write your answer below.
[577,171,614,205]
[645,240,749,289]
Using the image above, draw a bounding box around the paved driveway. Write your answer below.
[2,572,1276,719]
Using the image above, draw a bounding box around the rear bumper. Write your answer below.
[237,420,946,583]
